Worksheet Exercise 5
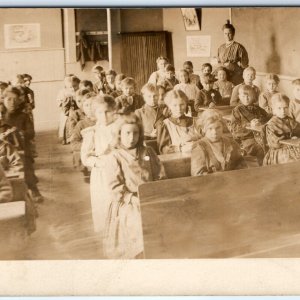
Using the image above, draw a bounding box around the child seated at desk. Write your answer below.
[161,64,179,91]
[92,65,105,94]
[157,89,200,154]
[135,83,166,140]
[183,60,202,90]
[0,163,12,203]
[231,85,270,165]
[289,78,300,123]
[79,80,94,92]
[103,70,117,95]
[213,67,234,105]
[70,92,96,170]
[174,69,200,116]
[103,113,166,259]
[230,67,260,106]
[110,73,125,99]
[0,125,23,173]
[258,73,280,115]
[195,74,223,113]
[264,93,300,165]
[115,77,144,114]
[2,86,43,202]
[191,110,246,176]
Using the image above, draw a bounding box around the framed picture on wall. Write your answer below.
[181,8,201,31]
[4,23,41,49]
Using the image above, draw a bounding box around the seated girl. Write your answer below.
[103,113,166,259]
[264,93,300,165]
[191,110,246,176]
[213,67,234,105]
[258,73,280,115]
[157,89,200,154]
[174,69,201,116]
[70,93,96,170]
[103,70,117,95]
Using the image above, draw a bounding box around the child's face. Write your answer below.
[293,85,300,100]
[203,82,214,91]
[273,101,288,119]
[4,92,19,112]
[23,78,31,87]
[121,123,140,149]
[266,79,278,93]
[93,71,103,81]
[168,97,187,118]
[106,74,115,84]
[202,67,212,75]
[239,90,255,106]
[178,72,189,84]
[72,81,80,91]
[217,70,227,81]
[165,71,175,80]
[243,70,255,85]
[157,59,167,71]
[64,79,72,89]
[122,84,135,97]
[183,64,193,74]
[95,103,115,126]
[75,95,83,109]
[82,99,93,118]
[205,121,223,142]
[115,80,123,91]
[143,90,158,107]
[158,87,166,103]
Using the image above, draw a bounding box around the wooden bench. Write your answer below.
[139,160,300,258]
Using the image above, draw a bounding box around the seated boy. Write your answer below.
[135,83,166,140]
[231,85,270,165]
[230,67,260,106]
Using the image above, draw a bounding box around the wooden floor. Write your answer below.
[0,131,103,260]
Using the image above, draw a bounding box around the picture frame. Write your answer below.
[4,23,41,49]
[181,8,201,31]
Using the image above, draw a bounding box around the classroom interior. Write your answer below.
[1,7,300,259]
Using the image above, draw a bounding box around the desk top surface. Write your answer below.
[139,161,300,258]
[158,152,191,162]
[279,138,300,146]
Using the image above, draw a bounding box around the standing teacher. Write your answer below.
[217,21,249,86]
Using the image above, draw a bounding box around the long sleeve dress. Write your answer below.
[217,41,249,85]
[263,116,300,165]
[213,80,234,105]
[258,91,278,115]
[103,145,166,259]
[157,115,200,154]
[80,122,117,234]
[191,136,246,176]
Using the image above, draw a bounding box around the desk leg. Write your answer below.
[25,190,37,235]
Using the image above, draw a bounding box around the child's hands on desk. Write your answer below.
[180,142,193,153]
[250,119,260,128]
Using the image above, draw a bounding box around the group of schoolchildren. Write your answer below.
[54,56,300,259]
[0,73,43,205]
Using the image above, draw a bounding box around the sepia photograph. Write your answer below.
[1,6,300,266]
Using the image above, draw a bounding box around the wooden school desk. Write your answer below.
[139,161,300,258]
[279,138,300,160]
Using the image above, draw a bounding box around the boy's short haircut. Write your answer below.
[164,89,189,107]
[201,74,216,84]
[3,86,21,98]
[141,83,158,95]
[271,93,289,108]
[292,78,300,86]
[115,74,126,82]
[121,77,136,88]
[105,69,117,77]
[165,64,175,72]
[183,61,193,68]
[23,73,32,81]
[238,84,256,96]
[201,63,213,71]
[243,66,256,75]
[71,76,81,84]
[265,73,280,84]
[92,65,104,73]
[80,80,93,89]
